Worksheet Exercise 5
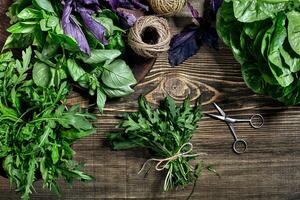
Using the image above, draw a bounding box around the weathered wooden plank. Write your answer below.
[1,0,300,200]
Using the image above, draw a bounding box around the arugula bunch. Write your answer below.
[107,96,205,192]
[5,0,137,112]
[0,48,96,199]
[217,0,300,105]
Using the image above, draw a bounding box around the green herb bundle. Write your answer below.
[5,0,136,112]
[0,48,95,199]
[217,0,300,105]
[107,96,205,192]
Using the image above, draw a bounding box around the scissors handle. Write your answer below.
[232,139,247,154]
[249,114,264,129]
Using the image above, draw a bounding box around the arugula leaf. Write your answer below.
[107,96,208,194]
[0,49,95,199]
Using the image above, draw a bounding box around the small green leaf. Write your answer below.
[17,8,42,19]
[67,59,86,81]
[77,49,121,64]
[7,22,38,33]
[96,88,107,113]
[51,143,59,164]
[33,0,54,12]
[32,62,52,87]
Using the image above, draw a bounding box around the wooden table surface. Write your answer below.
[1,1,300,200]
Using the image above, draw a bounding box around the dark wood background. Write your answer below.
[1,1,300,199]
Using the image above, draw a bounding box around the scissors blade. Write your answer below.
[206,113,226,121]
[213,103,226,116]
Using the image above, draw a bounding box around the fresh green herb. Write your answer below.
[107,96,209,193]
[217,0,300,105]
[0,48,95,200]
[5,0,136,112]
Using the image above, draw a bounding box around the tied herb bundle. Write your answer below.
[107,96,207,193]
[0,48,96,199]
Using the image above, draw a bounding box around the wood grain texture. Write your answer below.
[1,0,300,200]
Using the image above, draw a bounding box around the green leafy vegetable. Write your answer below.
[217,0,300,105]
[0,48,95,200]
[5,0,136,112]
[107,96,210,194]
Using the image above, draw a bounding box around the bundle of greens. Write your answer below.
[5,0,137,112]
[217,0,300,105]
[0,48,95,199]
[107,96,205,193]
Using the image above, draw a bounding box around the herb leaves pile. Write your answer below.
[107,96,205,192]
[5,0,137,112]
[0,48,96,199]
[217,0,300,105]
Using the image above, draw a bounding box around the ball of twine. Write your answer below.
[148,0,187,16]
[128,16,171,58]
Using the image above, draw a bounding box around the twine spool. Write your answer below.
[128,16,171,58]
[148,0,187,16]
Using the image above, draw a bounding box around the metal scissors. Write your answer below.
[206,103,264,154]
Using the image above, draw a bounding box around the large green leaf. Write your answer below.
[101,59,136,89]
[287,10,300,55]
[228,0,288,22]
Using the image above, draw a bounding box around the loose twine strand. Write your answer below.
[138,142,206,174]
[128,16,171,58]
[148,0,187,16]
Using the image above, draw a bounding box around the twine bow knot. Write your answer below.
[138,142,202,174]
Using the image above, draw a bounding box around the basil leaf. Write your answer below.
[33,0,54,13]
[97,88,107,113]
[77,49,121,64]
[103,85,134,98]
[7,22,38,33]
[17,8,42,20]
[67,59,86,81]
[32,62,52,87]
[101,59,136,89]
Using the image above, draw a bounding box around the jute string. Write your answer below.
[148,0,187,16]
[128,16,171,58]
[138,142,205,173]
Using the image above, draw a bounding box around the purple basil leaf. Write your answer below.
[210,0,223,13]
[201,27,218,49]
[62,0,91,54]
[117,7,143,27]
[105,0,148,27]
[131,0,149,11]
[77,7,108,45]
[78,0,100,5]
[107,0,148,11]
[187,2,200,19]
[168,26,201,67]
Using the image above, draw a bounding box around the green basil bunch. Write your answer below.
[217,0,300,105]
[5,0,136,112]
